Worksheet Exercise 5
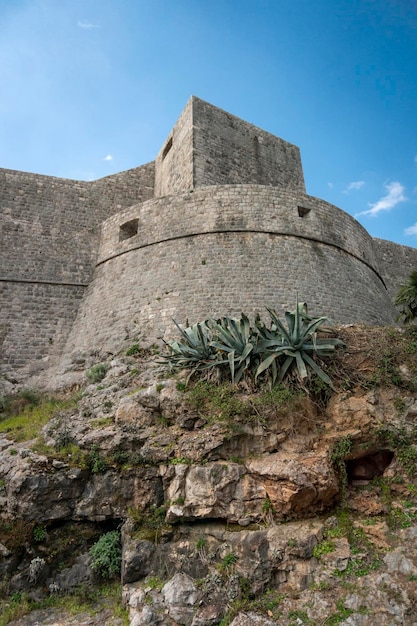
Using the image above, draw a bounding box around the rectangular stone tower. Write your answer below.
[154,96,305,197]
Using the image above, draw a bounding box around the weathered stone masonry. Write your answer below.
[1,96,417,382]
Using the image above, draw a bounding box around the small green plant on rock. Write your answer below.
[169,456,191,465]
[325,601,354,625]
[146,575,165,590]
[186,381,252,423]
[288,609,314,625]
[196,536,208,560]
[219,587,284,625]
[126,343,140,356]
[330,435,353,496]
[33,525,47,543]
[393,396,406,414]
[90,530,121,579]
[130,504,169,543]
[313,539,335,559]
[88,444,108,474]
[85,363,109,384]
[262,496,274,524]
[376,425,417,478]
[219,551,239,575]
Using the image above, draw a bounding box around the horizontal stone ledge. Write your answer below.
[0,277,89,287]
[95,229,387,289]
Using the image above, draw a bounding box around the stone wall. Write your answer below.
[0,163,155,379]
[192,97,305,192]
[154,100,193,197]
[99,187,380,269]
[63,185,396,356]
[0,282,85,377]
[0,163,155,283]
[372,238,417,299]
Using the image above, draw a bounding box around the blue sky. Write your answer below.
[1,0,416,247]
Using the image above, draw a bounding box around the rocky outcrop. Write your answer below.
[1,346,417,625]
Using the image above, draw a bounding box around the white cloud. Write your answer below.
[327,182,334,188]
[77,20,100,29]
[356,181,406,217]
[343,180,365,194]
[405,222,417,236]
[103,154,113,161]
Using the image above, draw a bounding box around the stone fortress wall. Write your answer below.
[1,96,417,382]
[0,163,154,378]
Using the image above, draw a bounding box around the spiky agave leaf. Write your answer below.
[209,315,257,383]
[301,352,336,389]
[257,301,345,388]
[163,320,217,373]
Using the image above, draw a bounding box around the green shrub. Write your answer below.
[395,270,417,324]
[33,525,47,543]
[129,505,169,542]
[220,552,239,570]
[88,444,108,474]
[0,395,10,415]
[169,456,191,465]
[1,388,40,419]
[90,530,121,578]
[85,364,109,384]
[196,537,207,551]
[313,539,335,558]
[126,343,140,356]
[19,389,40,406]
[186,381,252,423]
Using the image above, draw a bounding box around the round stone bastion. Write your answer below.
[64,184,396,354]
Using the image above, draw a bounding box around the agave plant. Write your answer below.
[164,300,343,389]
[209,314,258,383]
[163,320,217,374]
[256,299,344,389]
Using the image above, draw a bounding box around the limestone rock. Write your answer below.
[229,613,277,626]
[115,395,154,426]
[3,360,417,625]
[246,452,338,518]
[122,539,155,584]
[162,572,200,624]
[49,553,94,592]
[383,549,417,575]
[165,462,266,523]
[191,605,224,625]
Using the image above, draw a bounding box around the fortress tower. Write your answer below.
[1,96,417,384]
